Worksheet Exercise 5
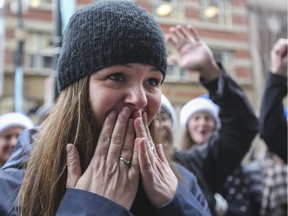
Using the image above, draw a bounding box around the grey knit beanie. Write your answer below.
[57,0,167,91]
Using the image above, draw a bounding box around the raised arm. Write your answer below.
[167,25,259,195]
[259,38,288,163]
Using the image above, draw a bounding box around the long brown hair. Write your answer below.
[18,76,168,215]
[18,76,100,215]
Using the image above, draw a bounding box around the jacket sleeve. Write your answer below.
[56,165,212,216]
[200,64,259,192]
[259,72,287,163]
[56,189,133,216]
[0,168,24,216]
[156,178,211,216]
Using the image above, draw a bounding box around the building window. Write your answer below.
[30,0,52,8]
[26,31,53,71]
[213,49,236,78]
[166,48,236,81]
[152,0,184,20]
[200,0,232,26]
[166,47,180,81]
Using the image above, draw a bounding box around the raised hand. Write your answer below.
[66,107,139,210]
[165,25,220,81]
[134,111,178,207]
[271,38,288,77]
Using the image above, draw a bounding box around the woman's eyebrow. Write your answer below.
[121,64,131,68]
[122,64,161,72]
[150,67,162,73]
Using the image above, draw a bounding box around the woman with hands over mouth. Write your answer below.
[9,1,211,216]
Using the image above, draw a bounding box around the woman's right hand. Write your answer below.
[66,107,140,210]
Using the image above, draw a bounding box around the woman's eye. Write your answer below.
[108,73,124,82]
[147,78,160,86]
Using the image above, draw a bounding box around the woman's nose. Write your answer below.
[124,86,148,109]
[198,117,207,126]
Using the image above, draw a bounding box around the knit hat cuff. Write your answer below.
[180,97,220,128]
[0,112,34,134]
[161,94,177,127]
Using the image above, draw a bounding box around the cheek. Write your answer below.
[208,121,217,131]
[163,120,173,131]
[0,139,7,151]
[147,94,161,123]
[89,89,118,127]
[187,120,196,131]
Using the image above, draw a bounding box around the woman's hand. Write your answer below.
[134,112,178,207]
[66,107,140,210]
[165,25,220,82]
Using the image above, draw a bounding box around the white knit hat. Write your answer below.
[161,94,177,127]
[0,112,34,134]
[180,95,220,129]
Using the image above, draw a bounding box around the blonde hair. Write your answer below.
[181,129,196,150]
[18,76,164,215]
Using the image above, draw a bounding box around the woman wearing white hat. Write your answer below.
[158,94,178,157]
[0,112,33,166]
[180,95,220,150]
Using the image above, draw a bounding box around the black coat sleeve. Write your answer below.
[259,72,287,163]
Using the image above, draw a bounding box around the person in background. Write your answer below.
[35,104,53,126]
[158,94,178,157]
[0,112,33,167]
[257,38,288,215]
[179,94,231,216]
[259,38,287,163]
[165,24,259,216]
[220,38,288,216]
[220,149,287,216]
[180,95,220,150]
[157,94,212,213]
[0,1,211,215]
[159,95,250,216]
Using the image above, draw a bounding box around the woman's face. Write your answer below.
[0,126,24,165]
[89,63,163,128]
[187,111,216,145]
[156,107,174,155]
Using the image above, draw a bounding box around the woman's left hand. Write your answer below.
[134,112,178,207]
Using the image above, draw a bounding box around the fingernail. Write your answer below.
[66,144,73,153]
[122,107,131,118]
[109,110,116,119]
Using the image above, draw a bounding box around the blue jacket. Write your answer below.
[0,129,211,216]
